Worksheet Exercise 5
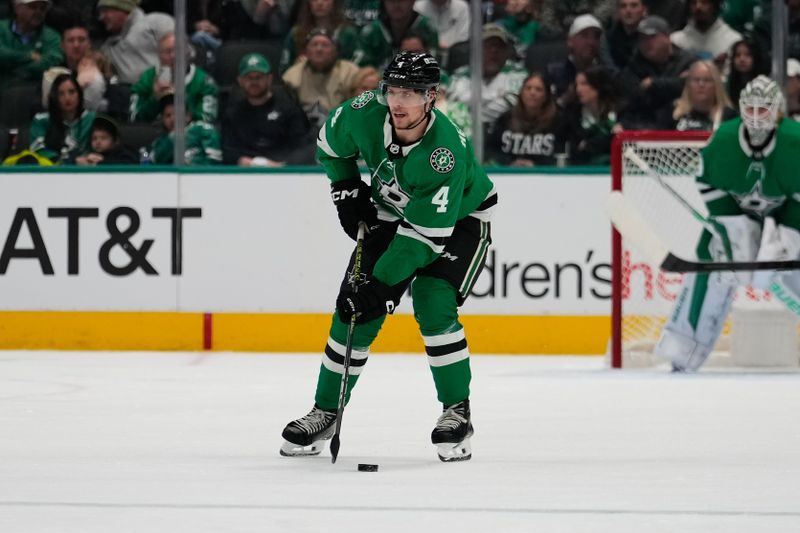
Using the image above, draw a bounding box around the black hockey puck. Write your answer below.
[357,463,379,472]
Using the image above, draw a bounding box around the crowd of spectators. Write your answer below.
[0,0,795,167]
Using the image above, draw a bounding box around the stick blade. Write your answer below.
[606,191,670,267]
[330,436,340,463]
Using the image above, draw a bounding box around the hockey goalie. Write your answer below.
[656,75,800,372]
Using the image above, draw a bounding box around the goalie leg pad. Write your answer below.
[655,272,736,371]
[707,215,762,286]
[753,219,800,289]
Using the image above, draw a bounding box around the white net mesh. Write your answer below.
[615,133,799,368]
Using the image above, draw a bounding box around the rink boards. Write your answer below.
[0,167,641,354]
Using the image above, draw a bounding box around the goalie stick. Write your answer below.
[330,222,366,464]
[606,191,800,272]
[611,147,800,273]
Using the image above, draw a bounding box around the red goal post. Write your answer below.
[610,130,711,368]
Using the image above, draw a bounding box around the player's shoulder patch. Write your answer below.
[430,147,456,174]
[351,90,375,109]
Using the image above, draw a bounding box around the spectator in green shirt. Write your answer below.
[280,0,360,72]
[0,0,63,90]
[150,93,222,165]
[354,0,438,69]
[130,32,219,124]
[30,73,95,163]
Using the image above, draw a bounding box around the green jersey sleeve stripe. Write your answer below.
[397,225,446,254]
[316,126,339,158]
[403,220,455,238]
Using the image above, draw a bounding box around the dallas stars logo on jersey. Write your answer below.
[730,163,785,216]
[351,91,375,109]
[430,147,455,173]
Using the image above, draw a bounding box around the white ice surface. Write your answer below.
[1,351,800,532]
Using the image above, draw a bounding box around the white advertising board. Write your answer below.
[0,171,614,314]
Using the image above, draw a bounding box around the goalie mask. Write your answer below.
[739,75,785,146]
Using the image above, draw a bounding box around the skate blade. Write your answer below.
[279,439,327,457]
[436,437,472,462]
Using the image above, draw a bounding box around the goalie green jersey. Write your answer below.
[699,117,800,230]
[317,90,496,285]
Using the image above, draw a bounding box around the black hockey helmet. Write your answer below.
[381,51,440,91]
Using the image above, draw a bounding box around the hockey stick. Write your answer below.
[623,147,725,238]
[330,221,366,464]
[606,191,800,272]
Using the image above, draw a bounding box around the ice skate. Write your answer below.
[280,405,337,457]
[431,399,473,462]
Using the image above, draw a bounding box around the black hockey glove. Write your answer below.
[336,277,396,324]
[330,178,378,240]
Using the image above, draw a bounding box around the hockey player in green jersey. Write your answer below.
[655,75,800,371]
[280,51,496,462]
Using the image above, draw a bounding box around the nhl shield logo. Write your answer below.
[430,147,455,173]
[351,90,375,109]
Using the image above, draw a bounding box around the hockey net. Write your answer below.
[609,130,800,369]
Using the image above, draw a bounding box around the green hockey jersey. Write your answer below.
[317,90,496,285]
[150,121,222,165]
[130,65,218,123]
[699,117,800,230]
[30,109,96,162]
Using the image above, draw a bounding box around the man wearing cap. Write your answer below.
[670,0,741,68]
[447,23,527,127]
[97,0,174,85]
[0,0,63,90]
[283,28,361,129]
[618,15,696,129]
[548,13,613,107]
[222,53,311,167]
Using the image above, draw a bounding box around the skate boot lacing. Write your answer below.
[292,407,335,434]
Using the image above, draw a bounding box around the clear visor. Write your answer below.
[376,82,432,107]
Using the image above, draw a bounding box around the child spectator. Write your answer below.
[671,59,736,131]
[74,114,138,165]
[129,32,219,123]
[283,27,360,128]
[485,71,568,166]
[565,65,619,165]
[149,93,222,165]
[30,72,95,162]
[280,0,359,72]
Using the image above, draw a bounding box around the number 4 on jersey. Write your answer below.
[432,186,449,213]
